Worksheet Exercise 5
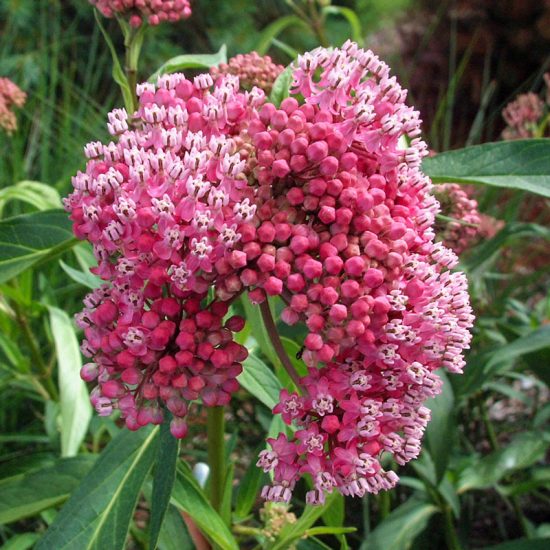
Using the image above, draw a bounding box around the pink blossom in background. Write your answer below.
[90,0,192,26]
[501,91,545,140]
[211,52,285,94]
[66,41,474,504]
[0,77,26,134]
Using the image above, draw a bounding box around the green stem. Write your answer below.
[123,23,145,112]
[378,490,390,520]
[207,406,226,512]
[443,506,462,550]
[259,300,303,391]
[13,302,58,400]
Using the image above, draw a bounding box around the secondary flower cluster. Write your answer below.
[211,52,284,94]
[0,77,26,134]
[68,41,474,503]
[90,0,192,26]
[433,183,482,255]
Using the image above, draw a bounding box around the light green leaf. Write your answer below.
[422,139,550,197]
[0,456,96,525]
[0,180,61,217]
[361,497,438,550]
[458,431,550,493]
[48,306,92,457]
[149,45,227,82]
[171,463,239,550]
[0,209,76,283]
[59,259,102,289]
[269,65,293,107]
[2,534,41,550]
[150,420,180,550]
[37,427,159,550]
[256,15,311,55]
[238,353,282,409]
[234,444,267,521]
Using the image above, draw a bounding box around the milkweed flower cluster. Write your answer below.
[433,183,481,255]
[211,53,285,94]
[0,77,26,134]
[67,41,473,503]
[90,0,192,26]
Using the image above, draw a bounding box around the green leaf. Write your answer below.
[322,6,363,43]
[59,259,102,289]
[458,325,550,398]
[0,209,76,284]
[150,420,180,550]
[269,65,293,107]
[498,467,550,497]
[2,534,41,550]
[0,180,61,217]
[0,456,96,524]
[149,45,227,82]
[157,504,194,550]
[270,493,339,550]
[424,371,456,481]
[238,353,282,409]
[458,431,550,493]
[48,306,92,458]
[360,497,438,550]
[37,427,159,550]
[256,15,311,55]
[480,539,550,550]
[170,463,239,550]
[422,139,550,197]
[234,445,267,520]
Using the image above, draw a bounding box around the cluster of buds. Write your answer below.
[501,74,550,140]
[90,0,192,27]
[211,52,285,94]
[0,77,26,134]
[433,183,482,255]
[68,41,473,502]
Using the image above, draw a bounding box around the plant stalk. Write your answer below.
[259,300,303,391]
[206,405,226,512]
[443,505,462,550]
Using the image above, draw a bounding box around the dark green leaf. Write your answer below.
[256,16,310,55]
[234,445,267,520]
[157,504,194,550]
[458,431,550,493]
[424,371,456,481]
[360,497,438,550]
[149,45,227,82]
[150,420,180,550]
[59,260,101,289]
[2,534,41,550]
[481,539,550,550]
[0,456,96,525]
[423,139,550,197]
[37,427,159,550]
[322,6,363,43]
[171,462,238,550]
[0,209,76,283]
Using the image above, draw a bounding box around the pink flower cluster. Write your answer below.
[0,77,26,134]
[211,52,284,94]
[501,88,546,140]
[67,41,473,502]
[433,183,481,255]
[90,0,191,26]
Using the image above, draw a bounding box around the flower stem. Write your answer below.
[206,405,226,512]
[259,300,303,391]
[443,505,462,550]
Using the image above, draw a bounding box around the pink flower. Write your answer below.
[89,0,192,26]
[0,77,26,134]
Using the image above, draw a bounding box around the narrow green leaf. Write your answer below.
[59,259,102,289]
[0,456,96,525]
[150,420,180,550]
[171,463,239,550]
[424,371,456,481]
[149,45,227,82]
[239,353,282,410]
[48,306,92,457]
[360,497,438,550]
[256,15,311,55]
[37,427,159,550]
[157,504,194,550]
[423,139,550,197]
[0,209,76,283]
[458,431,550,493]
[220,462,235,526]
[322,6,363,43]
[305,527,356,536]
[234,444,267,520]
[271,493,339,550]
[481,539,550,550]
[0,180,61,217]
[2,534,41,550]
